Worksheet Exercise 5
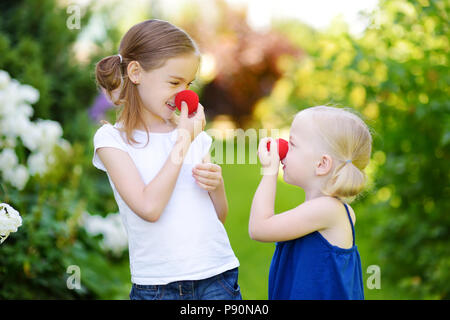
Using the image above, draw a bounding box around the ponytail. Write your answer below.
[322,160,367,202]
[95,55,123,105]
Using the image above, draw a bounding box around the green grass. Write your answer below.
[222,161,303,299]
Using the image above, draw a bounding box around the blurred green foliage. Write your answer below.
[0,0,125,299]
[265,0,449,298]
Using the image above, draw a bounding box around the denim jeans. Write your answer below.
[129,268,242,300]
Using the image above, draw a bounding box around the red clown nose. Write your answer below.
[267,138,289,161]
[175,90,199,115]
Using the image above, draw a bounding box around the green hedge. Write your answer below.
[268,0,449,298]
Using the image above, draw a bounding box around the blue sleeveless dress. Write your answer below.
[268,202,364,300]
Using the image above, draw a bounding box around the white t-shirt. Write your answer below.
[92,123,239,285]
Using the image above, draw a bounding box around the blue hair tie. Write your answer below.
[345,159,352,164]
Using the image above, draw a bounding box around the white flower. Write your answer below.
[0,91,13,115]
[0,149,30,191]
[0,136,16,149]
[1,113,31,140]
[19,121,41,151]
[27,152,48,176]
[82,212,128,255]
[0,148,18,172]
[16,103,34,119]
[3,165,30,191]
[14,165,30,190]
[34,119,63,153]
[0,70,11,89]
[0,203,22,244]
[0,80,22,116]
[19,84,39,104]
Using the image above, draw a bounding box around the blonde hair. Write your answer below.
[95,19,199,145]
[300,106,372,202]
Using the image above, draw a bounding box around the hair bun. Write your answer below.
[95,55,123,100]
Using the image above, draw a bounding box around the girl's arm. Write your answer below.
[249,173,277,240]
[249,138,336,242]
[98,135,190,222]
[97,103,204,223]
[193,153,228,224]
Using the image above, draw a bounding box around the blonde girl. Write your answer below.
[249,106,372,300]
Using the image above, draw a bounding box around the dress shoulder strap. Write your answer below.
[342,202,355,246]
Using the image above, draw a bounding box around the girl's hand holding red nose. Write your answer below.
[177,101,205,142]
[267,138,289,161]
[258,137,281,176]
[175,90,199,115]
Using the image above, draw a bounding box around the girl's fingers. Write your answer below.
[194,103,204,117]
[268,138,278,157]
[259,137,278,157]
[195,180,215,191]
[193,174,218,187]
[193,161,222,187]
[180,101,189,119]
[196,103,204,115]
[258,138,267,153]
[258,137,280,168]
[195,163,220,172]
[193,168,220,180]
[192,103,204,118]
[258,137,271,155]
[258,138,270,162]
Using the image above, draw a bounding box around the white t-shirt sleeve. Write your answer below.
[200,131,213,159]
[92,124,129,172]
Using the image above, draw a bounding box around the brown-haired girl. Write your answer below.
[92,19,240,300]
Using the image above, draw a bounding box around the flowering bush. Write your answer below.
[0,71,128,299]
[0,0,129,299]
[0,203,22,244]
[0,70,70,189]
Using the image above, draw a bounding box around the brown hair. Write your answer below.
[95,19,199,145]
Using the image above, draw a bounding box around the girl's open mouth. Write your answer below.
[166,102,176,111]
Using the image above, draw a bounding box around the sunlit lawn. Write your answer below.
[222,159,303,299]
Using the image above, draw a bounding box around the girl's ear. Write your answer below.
[127,61,141,84]
[315,154,333,176]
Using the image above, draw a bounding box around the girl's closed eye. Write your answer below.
[169,81,194,87]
